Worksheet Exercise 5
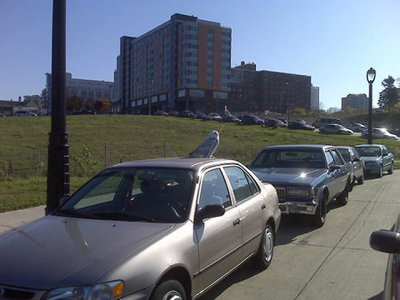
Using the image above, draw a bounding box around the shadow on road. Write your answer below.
[198,261,261,300]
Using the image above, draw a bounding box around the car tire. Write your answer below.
[388,163,394,175]
[377,165,383,178]
[337,181,349,206]
[312,194,327,227]
[357,174,364,184]
[252,224,274,270]
[152,280,186,300]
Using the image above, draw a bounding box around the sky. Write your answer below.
[0,0,399,109]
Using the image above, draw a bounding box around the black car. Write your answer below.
[178,110,196,118]
[240,115,264,126]
[249,145,351,227]
[264,119,281,128]
[153,110,168,116]
[288,120,315,131]
[222,114,241,124]
[195,112,211,120]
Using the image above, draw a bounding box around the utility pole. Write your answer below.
[46,0,70,214]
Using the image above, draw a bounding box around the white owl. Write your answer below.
[188,130,220,158]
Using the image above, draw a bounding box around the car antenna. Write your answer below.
[188,130,219,158]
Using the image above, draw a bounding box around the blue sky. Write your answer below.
[0,0,399,109]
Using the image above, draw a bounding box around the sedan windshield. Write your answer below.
[54,168,194,223]
[356,146,382,157]
[251,148,326,169]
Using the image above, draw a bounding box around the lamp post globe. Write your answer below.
[366,67,376,145]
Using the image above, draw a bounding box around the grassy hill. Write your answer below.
[1,114,399,212]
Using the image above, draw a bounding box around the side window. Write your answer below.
[325,151,334,166]
[331,150,344,165]
[199,169,231,209]
[224,166,258,203]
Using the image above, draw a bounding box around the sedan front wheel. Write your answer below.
[153,280,186,300]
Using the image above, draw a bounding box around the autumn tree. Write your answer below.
[378,76,399,114]
[66,95,83,112]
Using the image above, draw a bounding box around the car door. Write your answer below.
[194,167,242,291]
[331,149,349,192]
[350,147,363,179]
[325,150,340,198]
[381,146,391,171]
[223,166,265,259]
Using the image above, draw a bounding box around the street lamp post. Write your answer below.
[366,67,376,145]
[46,0,69,214]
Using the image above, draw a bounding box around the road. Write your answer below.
[200,170,400,300]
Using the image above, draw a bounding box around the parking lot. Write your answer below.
[200,170,400,300]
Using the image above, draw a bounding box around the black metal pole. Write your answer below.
[368,82,373,145]
[46,0,70,214]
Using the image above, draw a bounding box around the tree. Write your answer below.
[66,95,83,112]
[378,76,399,114]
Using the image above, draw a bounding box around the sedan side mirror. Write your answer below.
[329,165,341,172]
[352,157,360,162]
[370,230,400,253]
[382,153,388,157]
[195,204,225,223]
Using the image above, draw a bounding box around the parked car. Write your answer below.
[249,145,351,227]
[319,124,353,135]
[264,119,281,128]
[312,117,342,128]
[208,112,222,121]
[277,117,288,126]
[153,110,168,116]
[14,111,38,117]
[337,146,365,186]
[346,122,366,132]
[195,111,211,120]
[241,115,265,126]
[179,110,196,118]
[370,216,400,300]
[221,114,241,124]
[288,120,315,131]
[0,157,280,300]
[168,110,180,117]
[361,128,399,140]
[355,144,394,177]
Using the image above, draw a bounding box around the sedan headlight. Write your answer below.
[286,187,314,199]
[44,281,124,300]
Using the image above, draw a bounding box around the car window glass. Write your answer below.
[331,150,344,165]
[337,149,350,162]
[224,166,257,203]
[199,169,231,209]
[326,151,334,166]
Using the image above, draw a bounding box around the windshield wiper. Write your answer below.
[91,212,160,222]
[53,208,98,219]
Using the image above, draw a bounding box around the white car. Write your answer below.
[361,128,399,140]
[347,122,366,132]
[320,124,353,135]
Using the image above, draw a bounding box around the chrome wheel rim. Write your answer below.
[162,291,183,300]
[263,228,273,262]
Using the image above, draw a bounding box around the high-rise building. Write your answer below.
[45,73,113,115]
[341,94,369,111]
[114,13,232,114]
[311,85,320,111]
[229,62,312,113]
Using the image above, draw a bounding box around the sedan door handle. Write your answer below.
[261,203,266,210]
[233,219,241,226]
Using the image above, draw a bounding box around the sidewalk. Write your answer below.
[0,205,45,234]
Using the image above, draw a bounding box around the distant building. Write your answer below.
[45,72,114,115]
[114,13,231,114]
[341,94,369,111]
[229,62,312,113]
[311,85,319,111]
[0,98,39,116]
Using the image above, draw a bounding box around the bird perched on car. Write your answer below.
[188,130,220,158]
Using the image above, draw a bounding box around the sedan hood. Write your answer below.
[250,168,326,186]
[0,215,175,289]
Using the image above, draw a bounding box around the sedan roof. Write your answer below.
[108,157,239,172]
[260,144,333,150]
